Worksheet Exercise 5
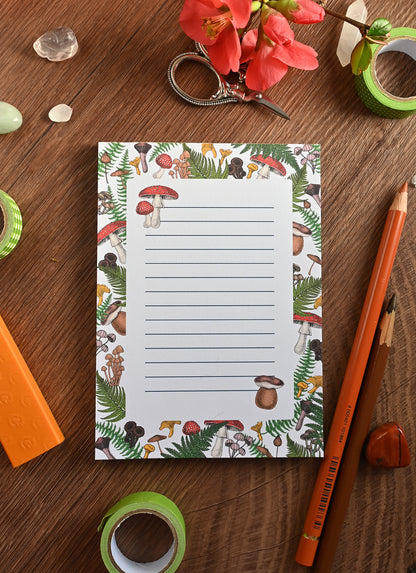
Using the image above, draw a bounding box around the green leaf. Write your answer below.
[161,423,224,458]
[95,420,144,458]
[96,372,126,422]
[291,165,309,211]
[231,143,300,173]
[183,144,229,179]
[148,142,177,163]
[287,434,314,457]
[368,18,392,39]
[351,38,373,75]
[96,294,113,327]
[97,264,126,304]
[293,276,322,316]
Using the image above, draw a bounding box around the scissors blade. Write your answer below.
[245,92,290,120]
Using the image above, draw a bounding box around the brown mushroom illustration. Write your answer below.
[138,185,178,229]
[307,254,321,275]
[293,313,322,355]
[136,200,154,228]
[148,434,167,454]
[204,420,244,458]
[254,375,284,409]
[293,222,312,256]
[249,154,286,179]
[97,220,126,264]
[273,435,282,456]
[134,142,151,172]
[101,300,123,327]
[100,152,111,184]
[296,400,313,431]
[153,153,173,179]
[95,436,115,459]
[305,183,321,207]
[256,445,273,458]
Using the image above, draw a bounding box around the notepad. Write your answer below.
[96,142,323,459]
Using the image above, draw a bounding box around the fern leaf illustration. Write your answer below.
[287,434,314,457]
[96,373,126,422]
[96,294,113,326]
[299,206,321,252]
[293,276,322,316]
[148,142,177,163]
[293,343,316,386]
[291,166,309,211]
[182,144,228,179]
[231,143,300,173]
[98,143,126,179]
[95,421,144,458]
[161,423,224,458]
[97,265,126,304]
[265,402,302,436]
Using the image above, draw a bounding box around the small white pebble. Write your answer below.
[411,175,416,187]
[48,103,73,122]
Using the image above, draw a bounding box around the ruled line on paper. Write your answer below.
[133,180,286,400]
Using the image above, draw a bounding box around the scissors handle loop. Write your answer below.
[167,52,240,107]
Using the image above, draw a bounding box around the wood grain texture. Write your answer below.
[0,1,415,572]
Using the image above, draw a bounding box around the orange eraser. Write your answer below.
[0,315,64,467]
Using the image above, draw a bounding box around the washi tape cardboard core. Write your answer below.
[99,492,186,573]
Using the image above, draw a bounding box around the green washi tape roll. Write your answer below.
[99,492,186,573]
[355,27,416,118]
[0,189,22,259]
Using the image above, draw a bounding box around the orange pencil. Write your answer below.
[295,182,408,567]
[313,294,397,573]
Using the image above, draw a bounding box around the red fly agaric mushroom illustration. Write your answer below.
[204,420,244,458]
[249,154,286,179]
[182,420,200,435]
[153,153,173,179]
[138,185,178,229]
[293,313,322,355]
[97,220,126,264]
[136,200,154,228]
[292,221,312,256]
[254,376,284,409]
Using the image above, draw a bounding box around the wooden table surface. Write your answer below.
[1,1,415,571]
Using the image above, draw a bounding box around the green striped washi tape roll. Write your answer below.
[99,491,186,573]
[355,27,416,118]
[0,189,22,259]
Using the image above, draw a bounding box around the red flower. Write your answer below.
[241,11,319,91]
[269,0,325,24]
[179,0,252,74]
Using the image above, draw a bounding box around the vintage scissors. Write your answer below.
[168,43,290,120]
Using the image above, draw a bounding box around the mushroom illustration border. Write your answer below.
[96,142,323,460]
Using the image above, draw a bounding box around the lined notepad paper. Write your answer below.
[96,143,323,459]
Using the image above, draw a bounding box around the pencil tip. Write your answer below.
[400,182,408,193]
[387,294,397,313]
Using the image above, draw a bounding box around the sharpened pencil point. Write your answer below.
[387,294,397,313]
[399,182,408,193]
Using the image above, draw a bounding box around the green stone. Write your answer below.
[0,102,23,134]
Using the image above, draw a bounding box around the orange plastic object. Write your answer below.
[0,315,64,467]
